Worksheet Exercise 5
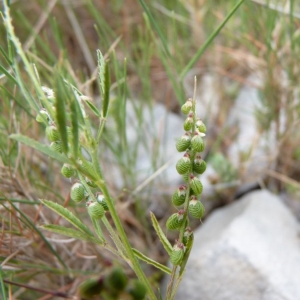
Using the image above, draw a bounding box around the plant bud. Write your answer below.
[50,141,62,153]
[193,155,206,174]
[78,277,104,298]
[71,182,85,202]
[176,132,191,152]
[104,267,128,293]
[183,227,193,246]
[166,210,185,230]
[127,280,147,300]
[196,119,207,133]
[46,123,60,142]
[188,197,205,219]
[36,108,50,124]
[191,132,205,152]
[61,164,75,178]
[172,185,187,206]
[181,98,193,114]
[170,242,185,266]
[183,113,193,131]
[96,192,109,211]
[176,153,191,175]
[189,174,203,195]
[87,201,105,219]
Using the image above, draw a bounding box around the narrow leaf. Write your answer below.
[41,224,103,244]
[97,49,105,96]
[102,62,110,117]
[0,45,12,65]
[0,265,7,300]
[0,63,18,85]
[133,248,172,275]
[150,212,172,255]
[69,99,79,159]
[9,134,72,165]
[41,199,93,236]
[84,100,101,117]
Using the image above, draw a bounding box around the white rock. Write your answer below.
[172,190,300,300]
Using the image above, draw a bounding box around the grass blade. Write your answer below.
[133,248,172,275]
[0,266,7,300]
[150,212,172,256]
[179,0,246,80]
[0,63,18,85]
[41,199,94,236]
[102,62,110,118]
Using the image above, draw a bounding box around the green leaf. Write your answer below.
[150,212,172,256]
[0,45,12,65]
[69,99,79,159]
[179,233,194,276]
[133,248,171,275]
[102,62,110,118]
[97,49,105,96]
[41,225,103,244]
[9,134,72,164]
[0,63,18,85]
[84,100,101,117]
[0,265,7,300]
[41,199,93,236]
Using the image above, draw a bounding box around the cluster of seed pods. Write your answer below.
[166,98,207,266]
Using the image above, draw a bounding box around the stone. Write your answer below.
[172,190,300,300]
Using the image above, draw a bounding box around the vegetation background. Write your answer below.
[1,0,300,299]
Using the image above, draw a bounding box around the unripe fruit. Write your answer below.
[70,182,85,202]
[170,242,185,266]
[183,227,193,246]
[87,201,105,219]
[96,192,109,211]
[176,133,191,152]
[78,277,104,298]
[181,98,193,114]
[46,124,60,142]
[36,109,49,124]
[188,197,205,219]
[166,210,185,230]
[127,280,147,300]
[183,114,193,131]
[189,174,203,195]
[104,267,128,293]
[193,155,206,174]
[196,119,207,133]
[176,153,191,175]
[61,164,75,178]
[191,132,205,152]
[172,185,187,206]
[50,141,62,153]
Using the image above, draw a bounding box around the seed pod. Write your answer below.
[172,185,187,206]
[71,182,85,202]
[78,277,104,298]
[189,174,203,195]
[61,164,75,178]
[36,108,50,124]
[183,114,193,131]
[183,227,193,246]
[188,197,205,219]
[127,280,147,300]
[170,242,185,266]
[96,192,109,211]
[87,201,105,219]
[196,119,207,133]
[50,141,62,153]
[46,124,60,142]
[181,98,193,114]
[182,172,189,183]
[176,133,191,152]
[193,155,207,174]
[86,177,97,188]
[166,210,185,230]
[104,267,128,293]
[176,153,191,175]
[191,132,205,152]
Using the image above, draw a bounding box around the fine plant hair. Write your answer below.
[1,1,246,299]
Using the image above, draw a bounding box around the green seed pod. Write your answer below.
[176,153,191,175]
[104,267,128,293]
[170,242,185,266]
[166,210,185,230]
[71,182,85,202]
[127,280,147,300]
[172,185,187,206]
[191,133,205,152]
[183,227,193,246]
[196,119,207,133]
[188,197,205,219]
[183,115,193,131]
[182,172,190,183]
[85,177,97,188]
[176,133,191,152]
[61,164,75,178]
[36,108,50,124]
[189,174,203,195]
[181,98,193,114]
[46,124,60,142]
[193,155,207,174]
[78,277,104,298]
[50,141,62,153]
[87,201,105,219]
[96,192,109,211]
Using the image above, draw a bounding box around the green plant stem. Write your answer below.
[90,148,157,300]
